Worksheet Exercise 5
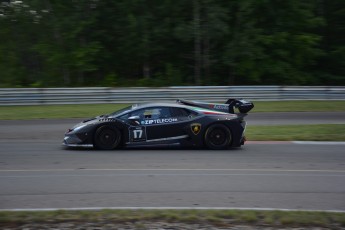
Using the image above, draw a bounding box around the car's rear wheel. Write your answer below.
[94,125,121,150]
[204,124,232,150]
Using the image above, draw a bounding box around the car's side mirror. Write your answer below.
[128,116,141,125]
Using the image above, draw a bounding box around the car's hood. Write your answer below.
[71,115,107,130]
[82,114,108,123]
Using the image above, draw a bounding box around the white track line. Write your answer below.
[1,207,344,213]
[246,141,345,145]
[293,141,345,145]
[1,168,345,173]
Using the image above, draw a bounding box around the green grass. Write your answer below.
[252,100,345,112]
[246,124,345,141]
[0,209,344,228]
[0,104,129,120]
[0,100,344,120]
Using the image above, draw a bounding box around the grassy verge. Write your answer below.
[246,124,345,141]
[0,100,344,120]
[252,100,345,112]
[0,209,344,229]
[0,104,129,120]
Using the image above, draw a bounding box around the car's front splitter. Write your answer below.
[63,135,93,148]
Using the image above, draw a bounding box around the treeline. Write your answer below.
[0,0,344,87]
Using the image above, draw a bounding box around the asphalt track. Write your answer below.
[0,112,344,211]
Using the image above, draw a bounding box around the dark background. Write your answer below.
[0,0,344,87]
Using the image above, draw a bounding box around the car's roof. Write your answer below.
[133,102,188,109]
[110,101,233,118]
[130,102,232,116]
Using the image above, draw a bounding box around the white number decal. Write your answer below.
[133,130,143,139]
[130,127,146,142]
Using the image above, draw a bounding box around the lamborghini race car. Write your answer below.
[63,99,254,150]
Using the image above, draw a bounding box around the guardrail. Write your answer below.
[0,86,344,105]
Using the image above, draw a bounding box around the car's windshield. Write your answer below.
[108,105,133,117]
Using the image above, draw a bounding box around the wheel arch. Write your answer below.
[203,121,234,145]
[203,122,233,149]
[92,122,125,149]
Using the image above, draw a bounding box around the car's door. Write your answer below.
[126,106,198,142]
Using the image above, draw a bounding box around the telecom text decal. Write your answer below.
[141,118,178,125]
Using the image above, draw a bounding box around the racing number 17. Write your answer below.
[130,127,146,142]
[133,129,143,139]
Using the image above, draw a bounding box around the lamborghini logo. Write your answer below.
[191,123,201,135]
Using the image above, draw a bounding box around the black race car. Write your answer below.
[63,99,254,150]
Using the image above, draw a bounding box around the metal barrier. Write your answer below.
[0,86,344,105]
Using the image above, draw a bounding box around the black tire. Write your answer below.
[204,124,232,150]
[94,125,121,150]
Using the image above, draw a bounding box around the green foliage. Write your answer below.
[0,0,343,87]
[0,210,344,228]
[103,73,119,87]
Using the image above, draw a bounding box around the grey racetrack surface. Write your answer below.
[0,112,344,211]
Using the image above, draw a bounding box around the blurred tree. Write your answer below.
[222,0,324,85]
[0,0,44,86]
[0,0,343,87]
[221,0,263,85]
[34,0,102,86]
[316,0,345,85]
[174,0,230,85]
[254,0,324,85]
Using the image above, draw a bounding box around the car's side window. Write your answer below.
[170,108,198,120]
[129,109,144,119]
[118,113,129,120]
[130,107,171,120]
[120,107,198,123]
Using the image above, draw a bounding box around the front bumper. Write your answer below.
[63,134,93,148]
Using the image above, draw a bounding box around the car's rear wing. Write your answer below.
[177,99,254,114]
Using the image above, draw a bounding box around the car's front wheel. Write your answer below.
[94,125,121,150]
[204,124,232,150]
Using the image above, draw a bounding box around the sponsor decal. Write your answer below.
[191,123,201,135]
[213,104,228,110]
[141,118,178,125]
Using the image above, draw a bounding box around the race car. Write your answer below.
[63,99,254,150]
